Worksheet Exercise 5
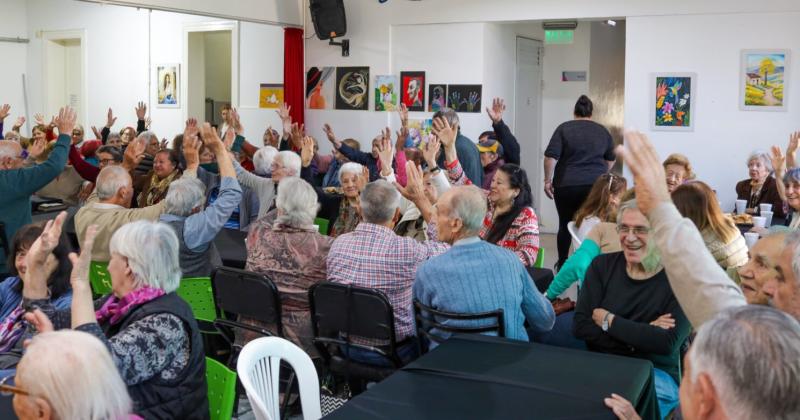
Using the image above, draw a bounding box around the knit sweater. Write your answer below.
[414,238,555,342]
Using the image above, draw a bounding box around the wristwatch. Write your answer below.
[601,312,613,332]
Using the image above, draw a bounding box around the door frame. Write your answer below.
[514,35,545,225]
[182,20,239,123]
[41,29,88,129]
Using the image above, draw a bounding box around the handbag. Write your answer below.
[320,372,352,416]
[551,298,576,316]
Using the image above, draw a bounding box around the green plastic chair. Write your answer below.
[89,261,112,297]
[205,357,237,420]
[534,248,545,269]
[314,217,330,235]
[177,277,217,323]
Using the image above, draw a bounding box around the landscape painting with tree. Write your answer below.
[741,50,789,111]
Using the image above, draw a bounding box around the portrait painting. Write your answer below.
[306,67,335,110]
[156,64,179,108]
[428,84,447,112]
[401,71,426,112]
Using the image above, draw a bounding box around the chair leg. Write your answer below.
[280,371,296,420]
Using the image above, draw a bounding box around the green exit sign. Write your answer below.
[545,30,574,45]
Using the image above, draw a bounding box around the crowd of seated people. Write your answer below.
[2,94,800,420]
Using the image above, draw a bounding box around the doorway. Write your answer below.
[43,30,86,127]
[184,21,239,127]
[515,37,544,219]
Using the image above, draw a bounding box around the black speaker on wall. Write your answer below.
[310,0,347,40]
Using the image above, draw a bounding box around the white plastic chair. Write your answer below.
[237,337,322,420]
[567,221,582,252]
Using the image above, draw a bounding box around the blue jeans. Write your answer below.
[529,311,586,350]
[654,368,679,419]
[340,340,419,367]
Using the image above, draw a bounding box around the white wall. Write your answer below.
[625,12,800,211]
[0,0,29,135]
[102,0,303,26]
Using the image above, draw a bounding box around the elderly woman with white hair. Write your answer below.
[8,330,137,420]
[239,176,333,355]
[21,213,208,419]
[735,149,785,218]
[234,148,301,220]
[573,199,691,419]
[160,124,241,277]
[252,145,279,177]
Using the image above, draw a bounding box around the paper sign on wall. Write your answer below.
[561,71,587,82]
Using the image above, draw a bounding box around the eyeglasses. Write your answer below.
[616,225,650,236]
[99,158,117,165]
[0,375,28,397]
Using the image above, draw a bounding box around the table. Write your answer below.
[325,334,659,420]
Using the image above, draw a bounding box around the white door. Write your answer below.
[514,37,544,223]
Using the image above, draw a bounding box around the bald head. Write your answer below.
[0,140,24,170]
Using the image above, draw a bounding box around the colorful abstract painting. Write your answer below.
[335,66,370,110]
[740,50,790,111]
[401,71,426,111]
[428,84,447,112]
[374,75,398,111]
[406,119,433,148]
[447,84,482,113]
[259,84,283,109]
[651,73,695,131]
[306,67,335,110]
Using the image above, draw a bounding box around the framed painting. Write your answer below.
[651,73,696,131]
[740,49,790,111]
[156,64,179,108]
[335,66,370,110]
[428,84,447,112]
[259,84,283,109]
[306,67,335,110]
[374,75,398,111]
[400,71,426,111]
[447,84,482,113]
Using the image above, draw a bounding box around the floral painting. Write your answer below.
[651,73,695,131]
[740,49,790,111]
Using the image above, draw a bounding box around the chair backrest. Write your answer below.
[534,247,545,269]
[237,337,321,420]
[89,261,113,296]
[413,299,505,346]
[177,277,217,323]
[567,221,582,251]
[314,217,330,235]
[212,267,282,335]
[0,222,10,257]
[206,357,237,420]
[308,282,398,356]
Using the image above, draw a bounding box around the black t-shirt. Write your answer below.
[573,252,691,384]
[544,119,615,188]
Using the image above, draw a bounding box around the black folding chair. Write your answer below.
[211,266,283,363]
[0,223,9,279]
[413,299,505,354]
[309,282,406,385]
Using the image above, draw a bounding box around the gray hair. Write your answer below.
[444,186,487,235]
[253,146,279,176]
[338,162,364,184]
[96,166,132,200]
[109,220,182,292]
[3,131,20,142]
[106,132,122,143]
[164,177,206,217]
[360,180,400,224]
[96,145,123,162]
[0,140,21,160]
[784,230,800,287]
[616,199,640,224]
[276,150,301,177]
[747,150,773,173]
[137,130,158,143]
[275,177,319,228]
[432,107,460,128]
[783,167,800,186]
[688,305,800,420]
[18,330,132,420]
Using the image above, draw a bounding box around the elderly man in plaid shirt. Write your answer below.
[327,179,449,365]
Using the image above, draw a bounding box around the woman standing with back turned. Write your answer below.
[544,95,616,269]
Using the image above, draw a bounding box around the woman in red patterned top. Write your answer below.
[430,113,540,266]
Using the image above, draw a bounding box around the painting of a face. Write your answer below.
[401,71,426,111]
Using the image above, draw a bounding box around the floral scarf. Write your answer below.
[95,287,165,326]
[330,199,361,237]
[0,305,26,353]
[139,169,180,207]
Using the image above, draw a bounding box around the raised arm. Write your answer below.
[486,98,520,165]
[18,108,74,195]
[771,145,788,202]
[134,102,147,134]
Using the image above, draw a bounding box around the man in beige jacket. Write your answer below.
[75,135,200,262]
[617,130,800,327]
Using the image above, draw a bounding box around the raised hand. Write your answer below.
[277,103,292,136]
[397,102,409,128]
[22,212,67,299]
[145,117,152,130]
[91,126,102,141]
[322,123,338,145]
[231,107,244,134]
[160,138,169,150]
[182,128,201,169]
[357,165,370,192]
[422,134,441,168]
[106,108,117,128]
[34,113,45,126]
[300,136,315,168]
[395,161,431,219]
[395,125,409,151]
[13,116,25,129]
[184,118,199,143]
[486,97,505,123]
[68,224,98,293]
[615,130,670,216]
[123,137,147,170]
[0,104,10,120]
[201,123,225,151]
[787,131,800,169]
[467,92,481,112]
[377,128,394,175]
[222,128,235,150]
[54,107,77,138]
[28,138,47,160]
[135,101,147,120]
[432,116,457,150]
[290,122,305,150]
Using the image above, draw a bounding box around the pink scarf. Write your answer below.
[95,287,165,325]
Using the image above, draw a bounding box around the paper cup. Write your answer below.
[752,217,767,228]
[744,232,759,248]
[759,203,773,213]
[735,199,747,214]
[761,211,774,227]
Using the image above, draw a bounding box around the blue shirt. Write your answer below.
[0,276,73,320]
[414,239,555,342]
[159,176,242,252]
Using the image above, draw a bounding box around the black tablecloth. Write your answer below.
[325,334,659,420]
